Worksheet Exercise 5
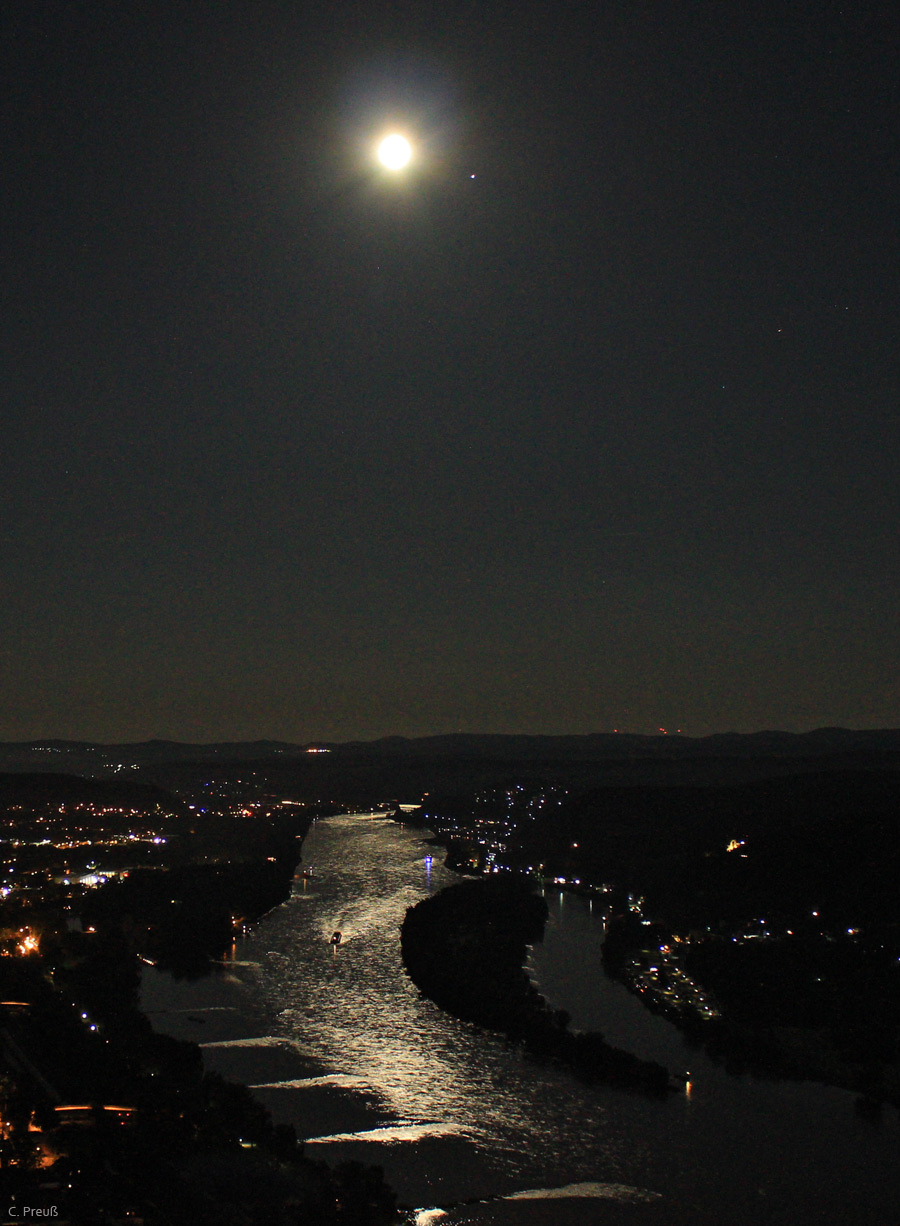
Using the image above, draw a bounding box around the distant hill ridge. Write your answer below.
[1,728,900,777]
[333,728,900,759]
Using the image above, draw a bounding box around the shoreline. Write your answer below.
[416,820,899,1110]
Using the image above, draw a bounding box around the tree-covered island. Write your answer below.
[401,875,671,1095]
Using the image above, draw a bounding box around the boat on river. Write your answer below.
[330,931,342,946]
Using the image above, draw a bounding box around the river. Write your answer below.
[141,813,900,1225]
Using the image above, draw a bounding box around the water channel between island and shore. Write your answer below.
[140,812,900,1226]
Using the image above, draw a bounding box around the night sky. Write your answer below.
[3,0,899,741]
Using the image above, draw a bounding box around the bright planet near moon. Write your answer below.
[378,134,412,170]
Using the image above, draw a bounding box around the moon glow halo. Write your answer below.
[378,134,412,170]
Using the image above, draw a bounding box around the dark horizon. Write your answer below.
[4,723,900,752]
[4,0,898,743]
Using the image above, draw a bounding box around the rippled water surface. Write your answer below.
[143,814,900,1225]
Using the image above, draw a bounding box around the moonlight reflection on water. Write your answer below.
[144,814,900,1224]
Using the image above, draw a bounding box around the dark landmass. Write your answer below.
[401,876,670,1095]
[0,740,309,776]
[0,770,186,817]
[510,769,900,927]
[3,729,900,801]
[419,768,900,1106]
[82,847,297,979]
[329,727,900,761]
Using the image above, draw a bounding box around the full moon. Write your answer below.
[378,134,412,170]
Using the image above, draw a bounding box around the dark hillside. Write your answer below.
[0,771,183,813]
[512,770,900,926]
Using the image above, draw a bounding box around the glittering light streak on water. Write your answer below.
[144,812,900,1224]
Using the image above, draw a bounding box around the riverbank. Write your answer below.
[602,921,900,1109]
[3,806,404,1222]
[419,816,900,1110]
